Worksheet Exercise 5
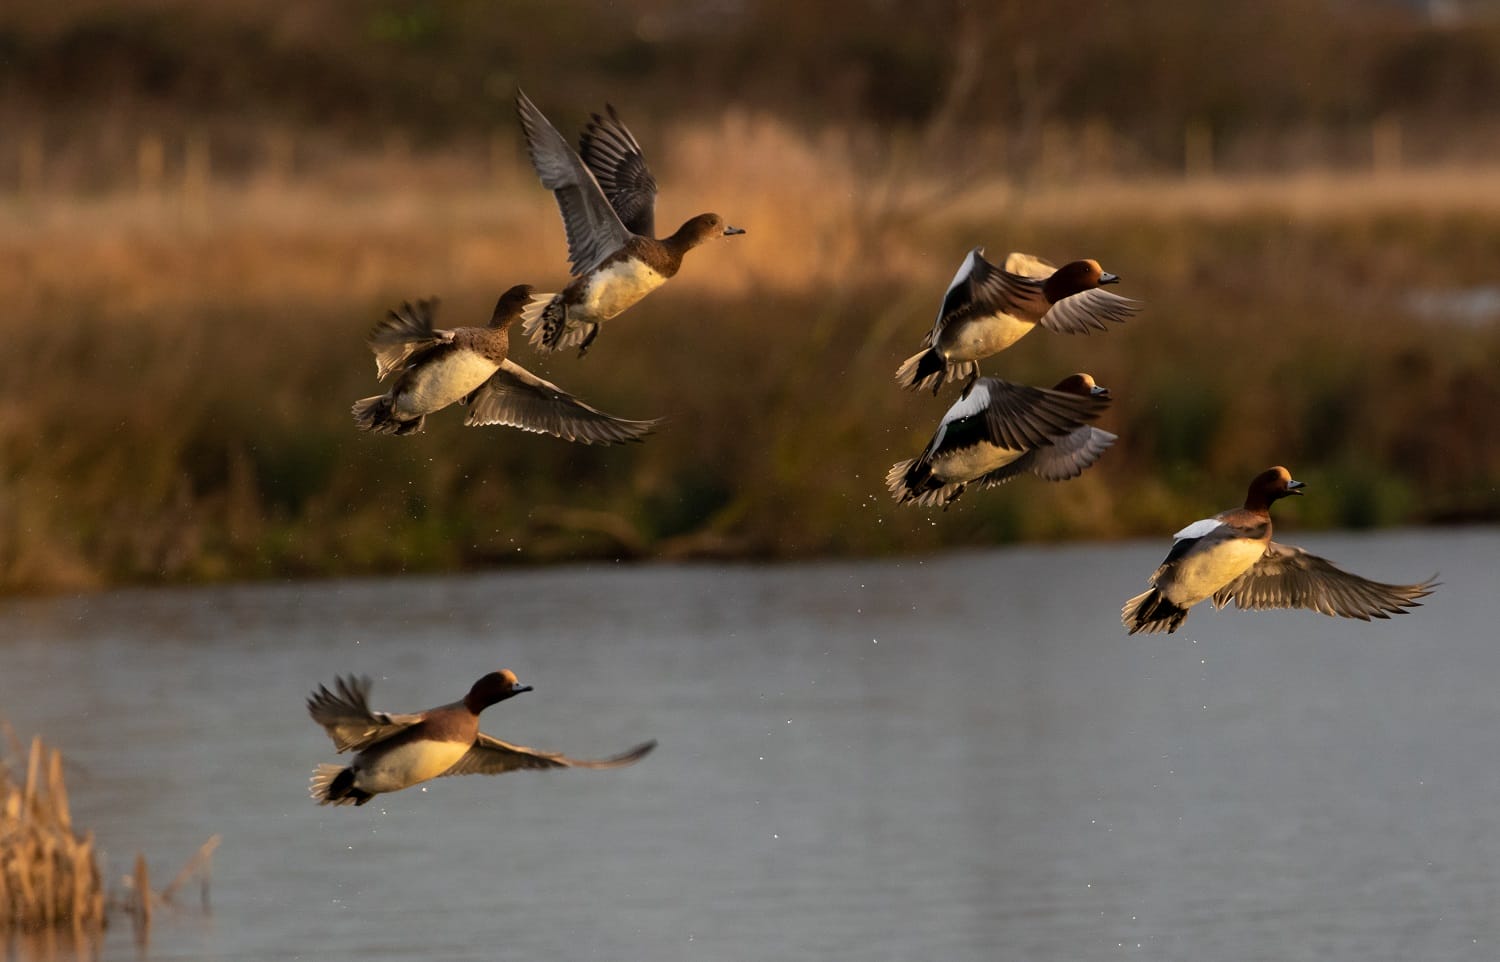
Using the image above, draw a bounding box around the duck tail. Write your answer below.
[352,396,424,436]
[1121,588,1189,635]
[885,458,922,503]
[521,293,567,352]
[885,458,962,508]
[894,349,944,393]
[310,763,370,806]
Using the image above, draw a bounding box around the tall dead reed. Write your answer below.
[0,735,104,936]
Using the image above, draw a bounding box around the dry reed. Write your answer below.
[0,735,104,936]
[0,727,222,957]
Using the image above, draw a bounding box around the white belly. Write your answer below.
[354,738,470,794]
[577,260,666,321]
[1160,538,1268,607]
[942,313,1034,361]
[395,353,499,417]
[931,443,1023,483]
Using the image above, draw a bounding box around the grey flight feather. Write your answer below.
[365,298,454,381]
[579,104,659,238]
[306,675,424,754]
[1212,542,1438,619]
[971,380,1109,453]
[516,89,633,277]
[1036,288,1141,335]
[441,735,657,777]
[463,359,661,444]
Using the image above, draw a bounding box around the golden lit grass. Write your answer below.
[0,732,104,936]
[4,114,1500,593]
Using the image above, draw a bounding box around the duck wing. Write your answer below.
[442,734,657,776]
[977,425,1117,489]
[579,104,658,238]
[516,89,633,276]
[306,675,425,753]
[463,359,661,444]
[1035,288,1141,335]
[1212,542,1438,619]
[365,298,454,380]
[927,248,1039,345]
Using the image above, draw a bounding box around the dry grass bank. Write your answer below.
[4,115,1499,593]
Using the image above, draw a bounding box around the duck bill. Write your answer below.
[723,225,746,236]
[1090,385,1111,398]
[1099,272,1121,285]
[1287,480,1306,495]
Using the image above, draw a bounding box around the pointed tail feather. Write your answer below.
[310,764,361,806]
[351,396,424,435]
[885,458,965,508]
[522,293,581,352]
[894,349,977,394]
[1121,588,1189,635]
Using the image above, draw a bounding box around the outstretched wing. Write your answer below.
[366,298,453,380]
[464,359,661,444]
[975,425,1117,489]
[1036,288,1140,335]
[1212,542,1438,619]
[306,675,424,754]
[579,104,658,237]
[441,734,657,777]
[516,89,632,276]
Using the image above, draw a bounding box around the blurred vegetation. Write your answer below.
[2,0,1500,593]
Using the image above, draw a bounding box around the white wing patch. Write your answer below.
[942,247,982,303]
[1173,518,1224,542]
[939,381,992,426]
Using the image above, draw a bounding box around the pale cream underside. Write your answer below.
[942,313,1034,361]
[932,443,1023,483]
[578,260,666,321]
[394,353,499,417]
[353,738,471,794]
[1159,537,1268,608]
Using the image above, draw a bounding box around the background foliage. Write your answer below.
[3,0,1499,592]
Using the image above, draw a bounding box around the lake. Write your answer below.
[2,528,1496,962]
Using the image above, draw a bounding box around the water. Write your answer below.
[1,528,1496,962]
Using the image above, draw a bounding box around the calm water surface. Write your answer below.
[2,529,1497,962]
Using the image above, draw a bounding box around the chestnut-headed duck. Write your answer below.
[308,671,656,806]
[1122,466,1438,634]
[894,248,1140,394]
[350,285,661,443]
[886,373,1115,508]
[516,90,744,357]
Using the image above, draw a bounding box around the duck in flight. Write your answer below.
[308,671,656,806]
[894,248,1139,395]
[1122,466,1438,634]
[351,285,660,443]
[887,373,1115,507]
[516,90,744,357]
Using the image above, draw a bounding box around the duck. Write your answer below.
[350,284,661,442]
[886,373,1115,508]
[308,671,657,806]
[1122,466,1438,634]
[516,89,745,357]
[894,248,1140,394]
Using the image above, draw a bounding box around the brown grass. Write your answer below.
[4,114,1500,593]
[0,732,105,938]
